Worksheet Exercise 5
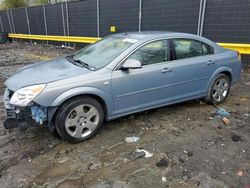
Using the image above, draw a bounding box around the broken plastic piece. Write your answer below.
[216,108,230,117]
[31,105,48,125]
[136,149,153,158]
[125,136,140,143]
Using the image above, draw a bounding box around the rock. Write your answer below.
[222,117,230,125]
[217,125,222,129]
[231,134,241,142]
[182,175,188,181]
[237,170,244,176]
[183,150,193,157]
[162,176,167,182]
[156,158,169,168]
[128,151,145,162]
[178,157,185,163]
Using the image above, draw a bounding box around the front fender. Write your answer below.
[52,87,112,114]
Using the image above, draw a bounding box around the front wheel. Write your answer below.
[204,74,231,105]
[55,96,104,143]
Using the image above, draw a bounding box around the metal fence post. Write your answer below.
[96,0,100,37]
[43,5,48,44]
[197,0,203,35]
[61,3,67,46]
[200,0,207,36]
[65,0,70,47]
[10,9,16,34]
[25,7,32,43]
[139,0,142,32]
[0,16,4,32]
[7,10,13,33]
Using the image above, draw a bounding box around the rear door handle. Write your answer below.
[206,60,215,65]
[161,67,173,73]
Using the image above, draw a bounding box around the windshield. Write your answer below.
[71,36,138,70]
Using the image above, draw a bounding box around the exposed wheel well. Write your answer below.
[220,71,232,83]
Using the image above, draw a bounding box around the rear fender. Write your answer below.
[207,67,233,90]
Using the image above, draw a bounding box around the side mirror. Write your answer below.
[122,59,142,70]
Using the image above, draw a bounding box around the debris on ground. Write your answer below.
[125,136,140,143]
[183,150,193,157]
[222,117,230,125]
[136,149,153,158]
[156,158,169,168]
[126,150,145,162]
[240,96,249,101]
[216,108,230,117]
[237,170,244,177]
[161,176,167,182]
[231,133,242,142]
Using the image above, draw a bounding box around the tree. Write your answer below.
[2,0,28,9]
[32,0,49,6]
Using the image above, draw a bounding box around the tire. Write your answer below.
[204,74,231,105]
[55,96,104,143]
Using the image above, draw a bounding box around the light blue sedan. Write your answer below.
[3,32,242,143]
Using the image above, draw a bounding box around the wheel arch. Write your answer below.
[47,87,112,131]
[208,67,233,90]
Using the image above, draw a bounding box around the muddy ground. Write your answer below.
[0,42,249,188]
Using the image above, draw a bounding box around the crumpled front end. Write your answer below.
[3,88,49,130]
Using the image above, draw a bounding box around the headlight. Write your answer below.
[10,84,46,106]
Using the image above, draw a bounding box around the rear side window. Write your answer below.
[202,42,214,55]
[172,39,214,60]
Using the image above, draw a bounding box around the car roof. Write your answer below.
[112,31,199,40]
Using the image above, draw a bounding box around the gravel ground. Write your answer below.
[0,42,249,188]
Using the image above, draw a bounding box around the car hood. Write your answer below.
[5,57,91,91]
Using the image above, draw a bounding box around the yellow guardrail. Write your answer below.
[8,33,101,44]
[217,43,250,55]
[8,33,250,55]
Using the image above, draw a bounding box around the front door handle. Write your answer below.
[161,67,173,73]
[206,60,215,65]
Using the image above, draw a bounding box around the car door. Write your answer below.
[170,38,217,101]
[111,39,174,116]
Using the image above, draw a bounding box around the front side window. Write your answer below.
[72,36,137,69]
[127,40,169,66]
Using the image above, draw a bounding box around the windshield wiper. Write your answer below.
[73,59,90,68]
[66,55,94,70]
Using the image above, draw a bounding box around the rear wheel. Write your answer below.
[205,74,231,104]
[55,96,104,143]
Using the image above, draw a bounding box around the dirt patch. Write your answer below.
[0,42,249,188]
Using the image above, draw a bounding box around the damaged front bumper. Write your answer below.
[3,88,56,131]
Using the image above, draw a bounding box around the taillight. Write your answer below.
[236,51,241,60]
